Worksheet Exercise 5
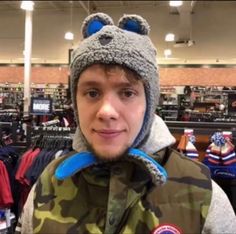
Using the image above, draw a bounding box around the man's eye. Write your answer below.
[121,89,136,98]
[86,90,99,98]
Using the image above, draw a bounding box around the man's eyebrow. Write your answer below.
[116,82,137,88]
[78,80,138,88]
[77,81,101,88]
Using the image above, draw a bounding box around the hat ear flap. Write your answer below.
[118,14,150,35]
[81,13,114,38]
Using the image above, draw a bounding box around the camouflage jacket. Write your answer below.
[31,148,212,234]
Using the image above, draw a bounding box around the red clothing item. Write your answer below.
[15,149,33,181]
[15,148,41,211]
[0,160,13,208]
[15,148,41,185]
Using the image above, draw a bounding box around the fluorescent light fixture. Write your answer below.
[169,1,183,7]
[21,1,34,11]
[164,49,172,57]
[64,31,74,40]
[165,33,175,42]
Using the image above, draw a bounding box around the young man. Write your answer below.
[17,13,236,234]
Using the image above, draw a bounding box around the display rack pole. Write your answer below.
[23,10,33,115]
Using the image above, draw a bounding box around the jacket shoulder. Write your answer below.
[165,148,212,181]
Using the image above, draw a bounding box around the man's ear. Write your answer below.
[81,12,114,39]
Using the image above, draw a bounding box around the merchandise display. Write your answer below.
[0,83,23,111]
[170,124,236,213]
[31,83,68,110]
[204,131,236,177]
[159,86,236,122]
[0,83,69,112]
[177,129,199,160]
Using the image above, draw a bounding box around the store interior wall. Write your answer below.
[1,66,236,87]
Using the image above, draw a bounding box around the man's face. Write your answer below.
[76,64,146,161]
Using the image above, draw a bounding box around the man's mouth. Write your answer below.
[93,129,124,138]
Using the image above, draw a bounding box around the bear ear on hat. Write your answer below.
[81,12,114,39]
[118,14,150,35]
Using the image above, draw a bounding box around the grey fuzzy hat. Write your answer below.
[70,12,159,151]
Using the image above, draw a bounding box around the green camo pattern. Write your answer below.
[32,149,212,234]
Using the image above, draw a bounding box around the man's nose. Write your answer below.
[96,95,119,120]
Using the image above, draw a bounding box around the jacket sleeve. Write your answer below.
[15,184,35,234]
[202,179,236,234]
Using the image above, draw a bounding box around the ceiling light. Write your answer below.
[64,2,74,41]
[169,1,183,7]
[64,31,74,40]
[21,1,34,11]
[165,33,175,42]
[164,49,172,57]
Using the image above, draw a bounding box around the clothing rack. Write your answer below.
[0,121,28,155]
[27,125,75,147]
[0,110,19,117]
[30,126,74,139]
[0,122,17,144]
[15,125,74,215]
[0,131,18,234]
[33,125,72,132]
[41,119,60,127]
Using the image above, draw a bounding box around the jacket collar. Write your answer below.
[56,116,175,185]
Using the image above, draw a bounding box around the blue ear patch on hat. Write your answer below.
[86,20,106,37]
[122,19,142,34]
[118,14,150,35]
[82,13,114,38]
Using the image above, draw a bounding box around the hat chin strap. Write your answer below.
[55,148,167,185]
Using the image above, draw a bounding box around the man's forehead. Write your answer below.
[78,67,141,86]
[77,78,140,89]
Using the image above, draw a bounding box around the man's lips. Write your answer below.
[93,129,124,138]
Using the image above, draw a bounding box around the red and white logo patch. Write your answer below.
[152,224,182,234]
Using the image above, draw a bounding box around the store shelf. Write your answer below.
[165,120,236,134]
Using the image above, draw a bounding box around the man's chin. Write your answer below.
[87,145,129,162]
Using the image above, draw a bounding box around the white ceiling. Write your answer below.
[0,1,170,11]
[0,1,236,64]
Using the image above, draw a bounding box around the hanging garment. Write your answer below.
[0,160,13,208]
[14,128,73,212]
